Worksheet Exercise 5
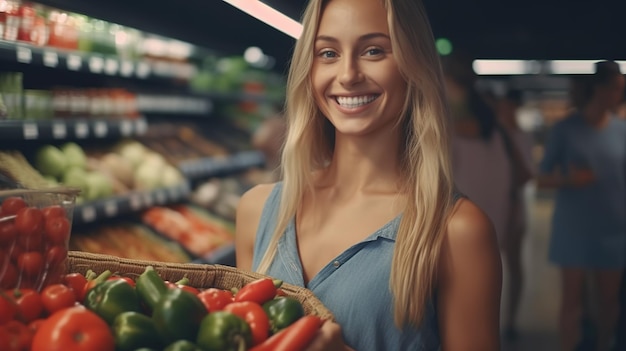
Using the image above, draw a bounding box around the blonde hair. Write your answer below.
[256,0,455,327]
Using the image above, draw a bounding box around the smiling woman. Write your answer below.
[235,0,502,350]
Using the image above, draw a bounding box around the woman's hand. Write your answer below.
[302,320,355,351]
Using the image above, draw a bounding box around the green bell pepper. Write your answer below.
[164,340,203,351]
[152,288,208,345]
[196,311,252,351]
[113,311,162,351]
[85,278,141,324]
[262,297,305,334]
[135,266,168,312]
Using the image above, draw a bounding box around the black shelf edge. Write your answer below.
[0,117,147,142]
[179,150,266,179]
[72,181,191,226]
[0,40,195,81]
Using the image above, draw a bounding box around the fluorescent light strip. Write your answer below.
[472,60,528,75]
[223,0,303,39]
[473,59,626,75]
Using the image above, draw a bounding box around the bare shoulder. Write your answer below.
[437,197,502,350]
[235,183,277,271]
[446,197,498,248]
[238,183,277,217]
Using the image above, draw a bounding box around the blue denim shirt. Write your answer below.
[252,183,441,350]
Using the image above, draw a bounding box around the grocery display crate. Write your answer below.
[66,250,334,321]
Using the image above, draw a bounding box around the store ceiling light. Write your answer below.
[472,60,528,75]
[223,0,303,39]
[473,59,626,75]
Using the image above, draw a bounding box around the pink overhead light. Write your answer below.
[223,0,303,39]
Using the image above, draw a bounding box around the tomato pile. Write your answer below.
[0,266,324,351]
[0,196,71,291]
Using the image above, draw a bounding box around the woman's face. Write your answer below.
[311,0,407,138]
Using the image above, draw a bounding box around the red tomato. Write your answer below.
[45,246,67,267]
[0,291,18,324]
[17,233,44,252]
[0,262,18,289]
[12,288,43,323]
[44,217,70,245]
[14,207,44,237]
[17,252,44,277]
[31,306,115,351]
[1,197,26,216]
[63,273,88,301]
[28,318,45,334]
[2,320,33,351]
[41,206,66,221]
[40,284,75,314]
[0,222,17,246]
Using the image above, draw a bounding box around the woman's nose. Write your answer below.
[338,58,364,87]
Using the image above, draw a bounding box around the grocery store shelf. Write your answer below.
[0,117,147,141]
[73,181,191,225]
[179,150,265,179]
[136,95,213,115]
[0,40,196,81]
[194,242,236,266]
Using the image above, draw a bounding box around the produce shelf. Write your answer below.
[0,117,147,142]
[193,242,236,266]
[0,40,195,81]
[178,150,265,179]
[73,181,191,225]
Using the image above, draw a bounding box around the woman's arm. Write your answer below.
[234,183,275,271]
[437,198,502,351]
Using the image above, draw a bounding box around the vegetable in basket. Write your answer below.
[112,311,162,351]
[164,339,203,351]
[152,288,208,345]
[85,278,141,324]
[262,297,305,334]
[233,278,282,305]
[223,301,270,346]
[196,311,253,351]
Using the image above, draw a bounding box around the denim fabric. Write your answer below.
[252,183,442,350]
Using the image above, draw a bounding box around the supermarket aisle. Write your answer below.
[501,186,561,351]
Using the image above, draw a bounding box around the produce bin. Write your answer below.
[66,250,335,321]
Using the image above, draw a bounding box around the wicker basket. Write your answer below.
[67,251,334,321]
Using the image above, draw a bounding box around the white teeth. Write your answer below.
[336,95,378,108]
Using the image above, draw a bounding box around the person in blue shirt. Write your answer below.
[235,0,502,350]
[538,60,626,351]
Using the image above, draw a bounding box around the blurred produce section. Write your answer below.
[70,221,192,262]
[0,0,282,266]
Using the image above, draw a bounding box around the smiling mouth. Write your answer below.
[334,95,380,109]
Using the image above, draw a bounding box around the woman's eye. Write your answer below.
[365,48,383,56]
[319,50,337,58]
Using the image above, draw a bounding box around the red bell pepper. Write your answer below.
[234,278,282,305]
[249,315,322,351]
[197,288,233,312]
[223,301,270,346]
[81,270,112,303]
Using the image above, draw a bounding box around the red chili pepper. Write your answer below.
[197,288,234,312]
[107,276,136,288]
[249,315,322,351]
[164,277,200,295]
[223,301,270,346]
[234,278,282,305]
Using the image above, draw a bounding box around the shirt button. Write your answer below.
[333,261,340,268]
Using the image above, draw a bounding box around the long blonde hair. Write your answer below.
[256,0,455,327]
